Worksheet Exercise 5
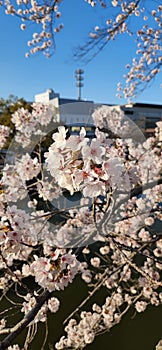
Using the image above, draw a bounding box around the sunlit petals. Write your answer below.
[52,126,67,149]
[82,139,105,163]
[83,179,106,197]
[135,301,147,312]
[30,253,79,291]
[48,297,60,313]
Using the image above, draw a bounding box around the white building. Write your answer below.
[35,88,96,126]
[35,89,60,104]
[34,89,162,137]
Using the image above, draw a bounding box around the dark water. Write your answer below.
[2,276,162,350]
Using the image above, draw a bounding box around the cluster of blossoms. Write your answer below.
[7,345,20,350]
[56,294,125,349]
[55,311,101,349]
[0,205,38,265]
[21,293,60,321]
[11,102,57,146]
[117,4,162,99]
[55,286,158,349]
[0,103,161,349]
[155,121,162,142]
[1,160,62,204]
[0,0,108,57]
[56,242,162,349]
[50,197,104,247]
[80,1,162,100]
[24,249,79,292]
[1,0,64,57]
[0,124,10,148]
[45,107,140,200]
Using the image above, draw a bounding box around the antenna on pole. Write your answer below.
[75,69,84,100]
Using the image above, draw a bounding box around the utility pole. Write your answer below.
[75,69,84,100]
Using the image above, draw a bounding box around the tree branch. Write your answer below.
[0,290,51,350]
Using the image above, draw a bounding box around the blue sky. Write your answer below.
[0,0,161,105]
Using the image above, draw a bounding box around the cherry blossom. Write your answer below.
[30,252,79,291]
[0,104,161,349]
[7,346,20,350]
[48,297,60,313]
[135,300,147,313]
[0,125,10,148]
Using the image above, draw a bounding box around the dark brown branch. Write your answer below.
[0,290,51,350]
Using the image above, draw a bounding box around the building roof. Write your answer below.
[132,102,162,109]
[59,98,93,105]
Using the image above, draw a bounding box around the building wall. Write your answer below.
[34,90,162,137]
[122,103,162,137]
[34,90,94,125]
[59,100,94,125]
[35,89,60,103]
